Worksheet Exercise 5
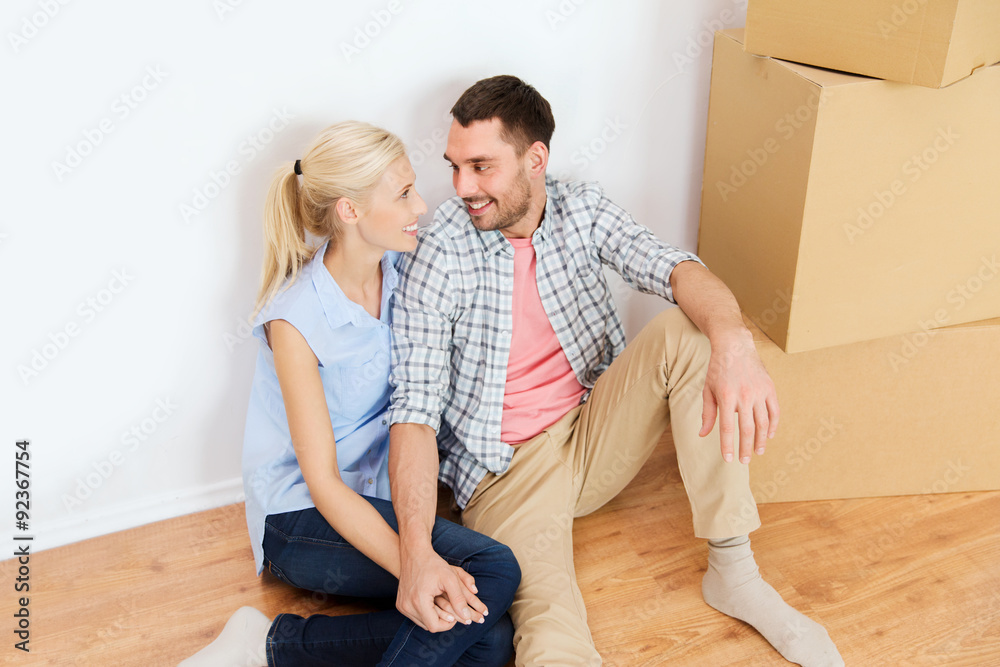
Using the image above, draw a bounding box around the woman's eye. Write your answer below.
[401,189,410,199]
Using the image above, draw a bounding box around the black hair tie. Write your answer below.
[294,159,302,176]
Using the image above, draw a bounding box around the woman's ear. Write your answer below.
[335,198,360,226]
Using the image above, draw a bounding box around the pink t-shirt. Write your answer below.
[501,237,587,445]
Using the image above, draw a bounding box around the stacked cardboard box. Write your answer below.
[699,29,1000,354]
[697,15,1000,501]
[744,316,1000,503]
[745,0,1000,89]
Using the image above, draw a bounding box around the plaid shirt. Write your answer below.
[388,177,703,508]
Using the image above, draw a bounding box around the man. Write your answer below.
[388,75,842,666]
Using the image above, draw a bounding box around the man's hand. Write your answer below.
[699,331,780,464]
[669,261,780,463]
[434,566,489,626]
[396,545,488,632]
[390,423,488,631]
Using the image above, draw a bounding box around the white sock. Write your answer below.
[702,536,844,667]
[177,606,270,667]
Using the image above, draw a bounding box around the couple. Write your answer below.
[181,76,843,666]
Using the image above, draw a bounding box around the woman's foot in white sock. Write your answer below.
[702,536,844,667]
[177,606,271,667]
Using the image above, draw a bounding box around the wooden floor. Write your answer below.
[4,431,999,666]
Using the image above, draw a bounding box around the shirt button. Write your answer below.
[382,419,387,425]
[367,478,374,485]
[500,330,509,337]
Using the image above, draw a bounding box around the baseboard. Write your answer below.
[27,477,246,554]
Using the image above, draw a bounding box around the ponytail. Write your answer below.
[251,120,406,318]
[253,165,312,316]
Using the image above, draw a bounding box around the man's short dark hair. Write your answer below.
[451,75,555,154]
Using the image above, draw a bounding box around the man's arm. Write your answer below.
[587,189,778,463]
[390,423,479,631]
[669,260,780,465]
[387,227,484,631]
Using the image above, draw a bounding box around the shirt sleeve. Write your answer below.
[251,279,323,357]
[591,191,705,304]
[388,227,455,433]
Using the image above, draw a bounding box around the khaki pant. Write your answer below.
[461,308,760,666]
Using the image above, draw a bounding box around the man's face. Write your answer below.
[444,118,533,234]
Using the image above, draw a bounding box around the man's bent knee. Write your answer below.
[646,306,711,363]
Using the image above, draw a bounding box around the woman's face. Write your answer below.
[356,155,427,253]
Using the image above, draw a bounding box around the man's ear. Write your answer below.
[335,198,360,226]
[525,140,549,179]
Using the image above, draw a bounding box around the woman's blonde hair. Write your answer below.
[253,120,406,316]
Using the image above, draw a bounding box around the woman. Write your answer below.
[180,121,520,667]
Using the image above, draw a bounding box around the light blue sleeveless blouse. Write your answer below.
[242,242,398,575]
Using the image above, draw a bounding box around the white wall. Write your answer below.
[2,0,747,552]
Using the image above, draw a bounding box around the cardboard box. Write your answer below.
[698,30,1000,354]
[747,315,1000,504]
[745,0,1000,88]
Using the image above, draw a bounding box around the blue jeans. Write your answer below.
[262,496,520,667]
